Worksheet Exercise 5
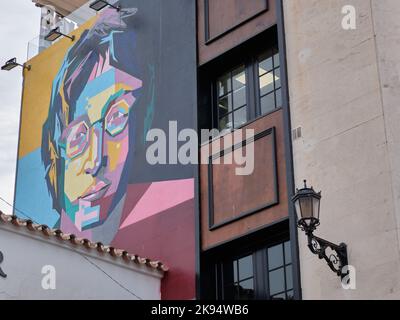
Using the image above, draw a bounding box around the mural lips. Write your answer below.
[80,180,110,202]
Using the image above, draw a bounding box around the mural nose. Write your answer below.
[85,124,103,176]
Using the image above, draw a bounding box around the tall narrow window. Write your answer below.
[267,241,293,300]
[217,65,248,132]
[222,254,255,300]
[258,48,282,115]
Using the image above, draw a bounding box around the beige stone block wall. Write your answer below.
[283,0,400,299]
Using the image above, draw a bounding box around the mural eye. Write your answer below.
[105,100,130,136]
[66,122,89,159]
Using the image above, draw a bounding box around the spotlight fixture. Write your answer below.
[89,0,121,12]
[45,27,75,42]
[1,58,31,71]
[293,180,349,279]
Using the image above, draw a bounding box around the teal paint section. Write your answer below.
[14,148,60,227]
[143,64,155,144]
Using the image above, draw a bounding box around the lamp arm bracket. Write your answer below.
[307,233,348,278]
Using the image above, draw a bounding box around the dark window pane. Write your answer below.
[218,72,231,97]
[286,265,293,290]
[233,86,246,109]
[219,113,233,131]
[276,88,282,108]
[232,66,246,90]
[234,261,238,283]
[273,52,280,68]
[271,292,286,300]
[269,268,285,295]
[238,255,253,280]
[224,283,237,300]
[237,279,254,300]
[233,106,247,128]
[259,53,273,75]
[222,261,235,285]
[286,290,294,300]
[274,68,281,89]
[259,72,275,96]
[268,244,283,270]
[284,241,291,264]
[218,94,232,115]
[260,92,275,115]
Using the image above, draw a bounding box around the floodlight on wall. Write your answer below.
[90,0,121,12]
[293,180,349,280]
[45,27,75,42]
[1,58,31,71]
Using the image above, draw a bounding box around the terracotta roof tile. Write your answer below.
[0,212,168,272]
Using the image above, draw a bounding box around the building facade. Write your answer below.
[0,213,165,299]
[6,0,400,299]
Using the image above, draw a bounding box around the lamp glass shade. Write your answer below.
[293,192,321,222]
[299,196,313,219]
[313,195,320,221]
[294,199,301,220]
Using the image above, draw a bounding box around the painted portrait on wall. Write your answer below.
[15,0,197,299]
[41,7,144,241]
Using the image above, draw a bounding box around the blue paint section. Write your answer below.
[75,68,117,118]
[14,148,60,227]
[100,31,123,62]
[81,205,100,230]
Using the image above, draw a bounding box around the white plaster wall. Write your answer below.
[0,225,162,300]
[283,0,400,299]
[372,0,400,283]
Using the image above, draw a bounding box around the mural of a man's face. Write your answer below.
[59,52,142,231]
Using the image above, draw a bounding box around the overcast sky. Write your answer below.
[0,1,40,214]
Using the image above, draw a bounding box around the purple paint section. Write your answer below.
[115,69,143,92]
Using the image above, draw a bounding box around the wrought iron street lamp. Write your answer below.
[293,180,348,279]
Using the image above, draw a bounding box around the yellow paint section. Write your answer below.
[106,140,121,172]
[18,16,98,158]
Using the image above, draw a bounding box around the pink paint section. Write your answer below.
[60,210,92,239]
[120,178,194,229]
[115,69,143,91]
[75,206,99,231]
[95,54,104,78]
[88,61,99,82]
